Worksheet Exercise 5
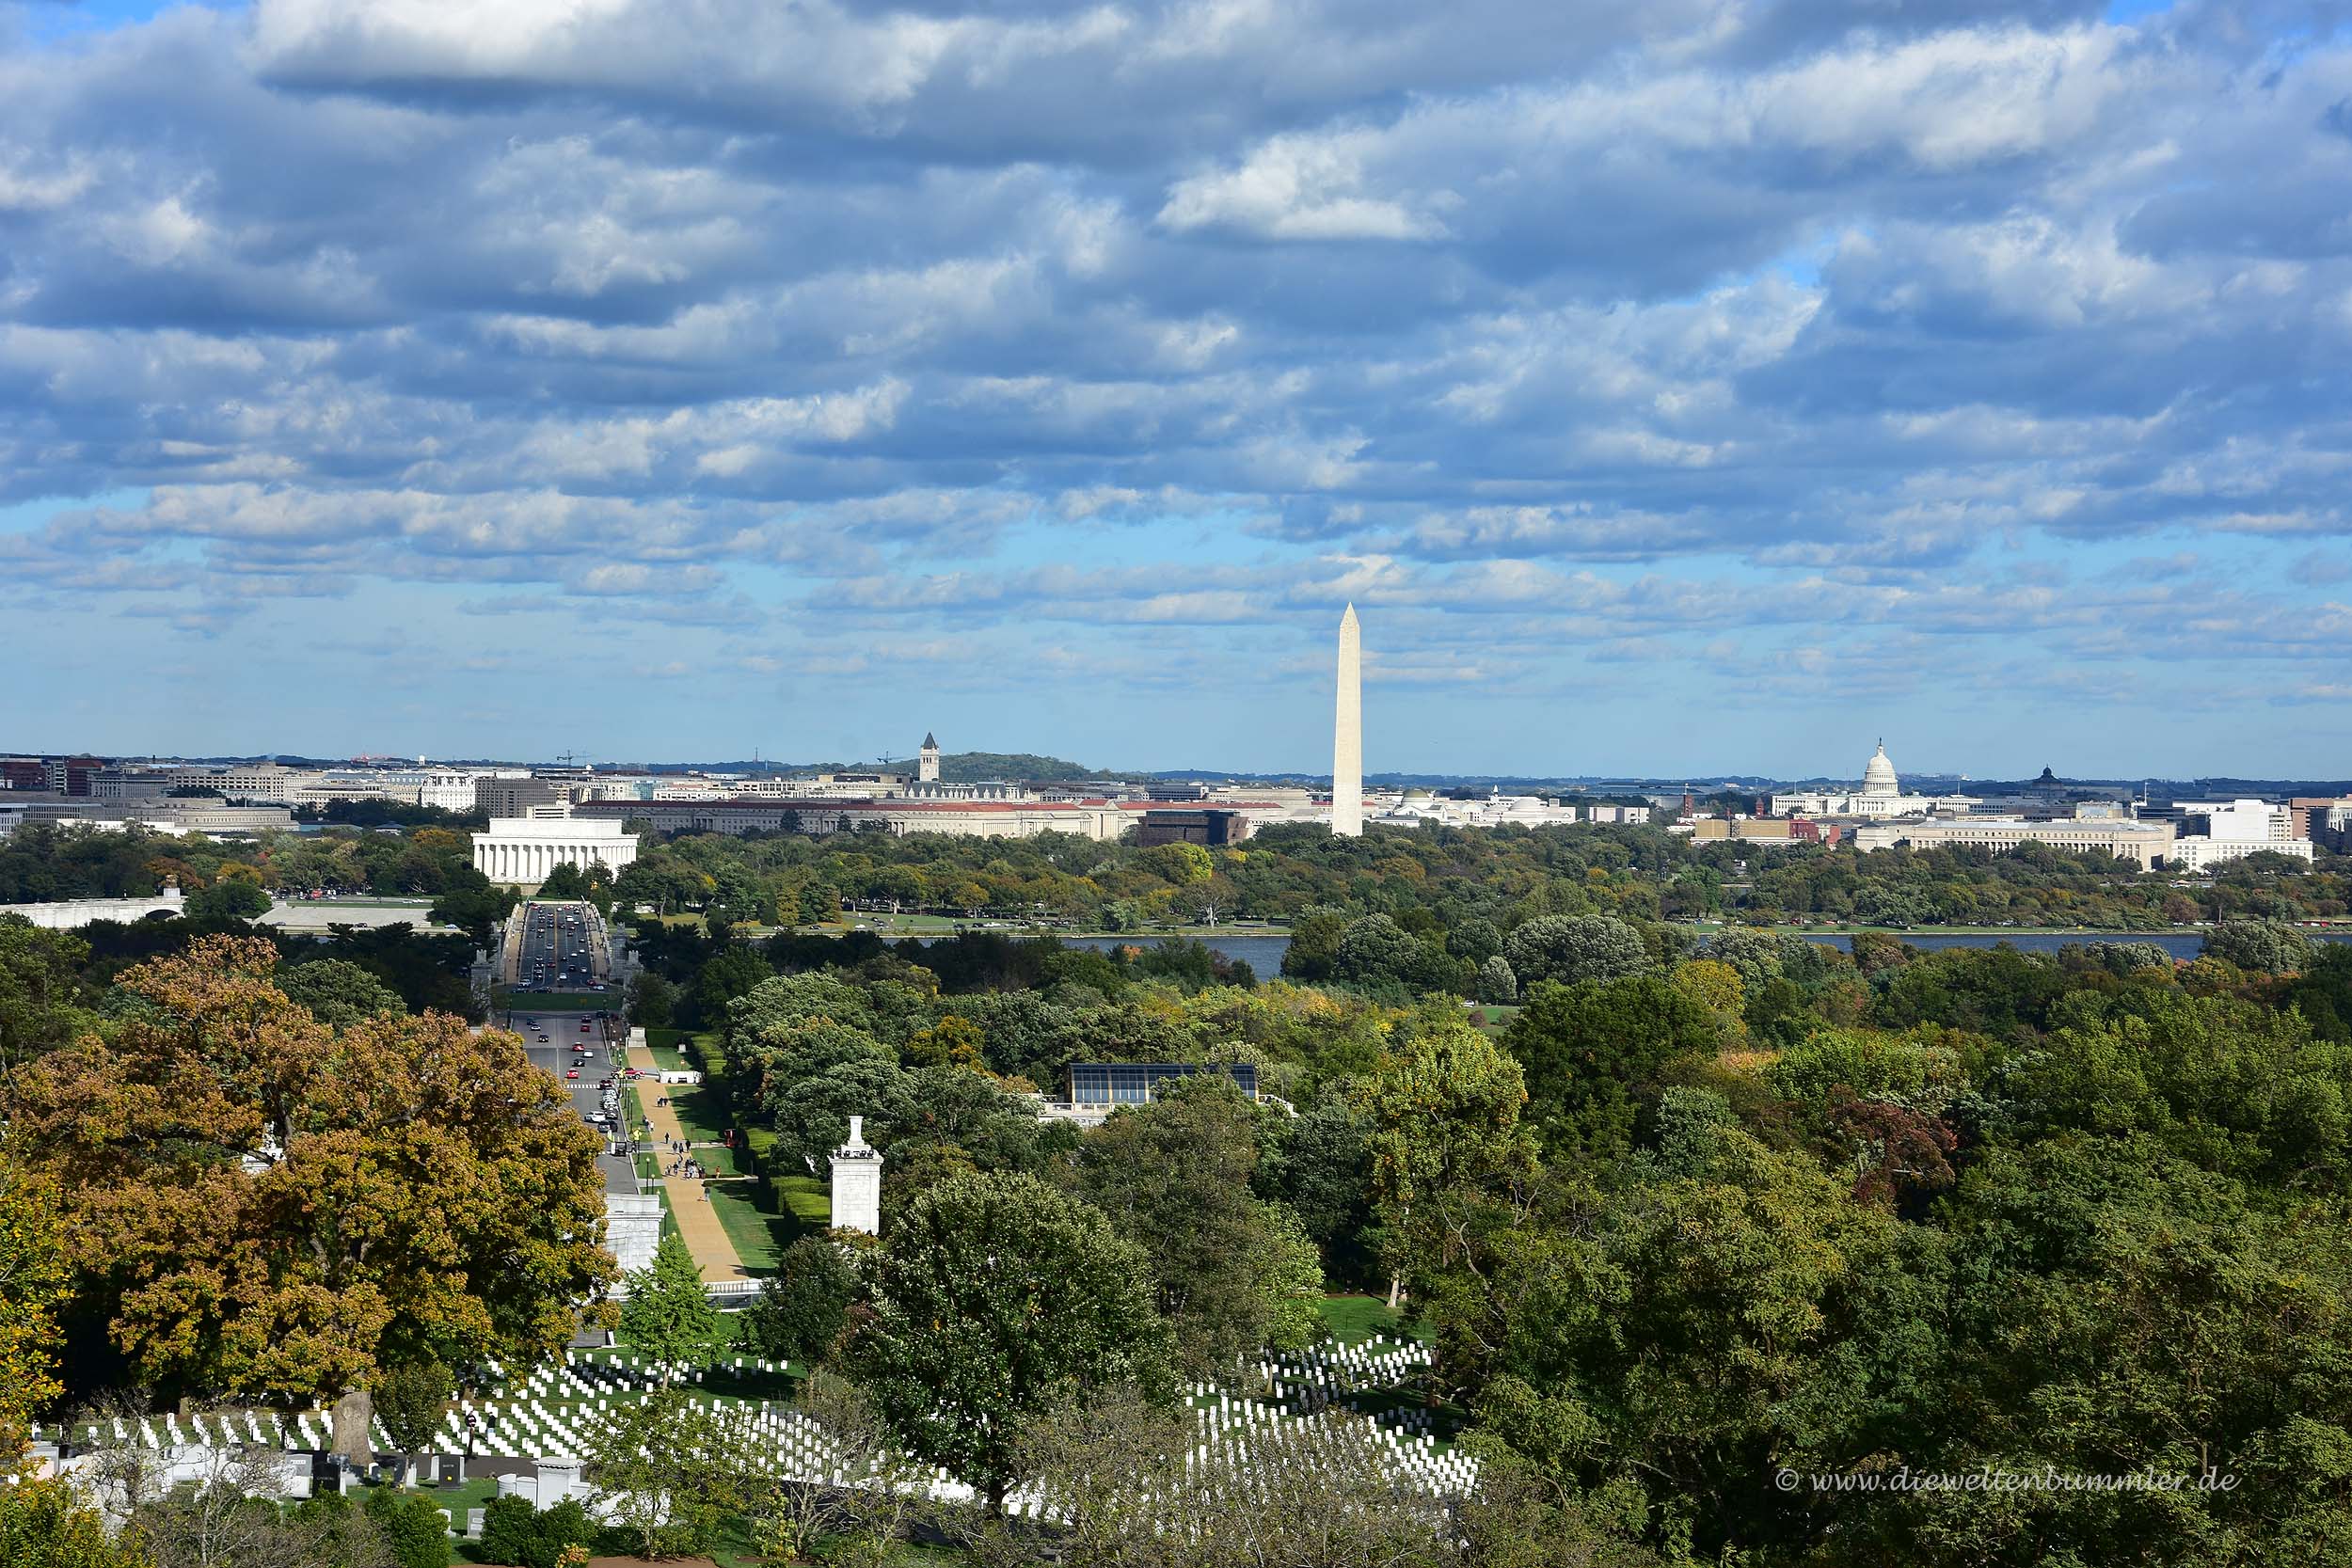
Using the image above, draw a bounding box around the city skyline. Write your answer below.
[6,2,2351,775]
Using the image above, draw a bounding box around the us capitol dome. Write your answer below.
[1862,740,1900,798]
[1769,738,1978,821]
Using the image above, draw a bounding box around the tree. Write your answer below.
[0,1159,68,1467]
[478,1496,590,1568]
[1502,975,1723,1163]
[768,1372,930,1568]
[1466,1125,1931,1560]
[1477,954,1518,1003]
[8,938,617,1457]
[1066,1074,1319,1370]
[905,1014,984,1069]
[185,878,270,922]
[850,1169,1172,1513]
[742,1234,860,1367]
[373,1360,453,1489]
[1906,1135,2352,1565]
[625,971,674,1028]
[116,1439,394,1568]
[1279,907,1349,982]
[1353,1015,1539,1311]
[361,1488,452,1568]
[1256,1098,1375,1286]
[692,942,772,1028]
[1504,915,1649,989]
[1334,914,1420,985]
[2205,917,2312,974]
[274,959,404,1031]
[0,917,94,1078]
[584,1390,757,1558]
[617,1230,724,1375]
[1669,957,1746,1045]
[427,872,513,942]
[0,1475,151,1568]
[536,862,592,900]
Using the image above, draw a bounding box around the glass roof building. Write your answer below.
[1061,1061,1259,1111]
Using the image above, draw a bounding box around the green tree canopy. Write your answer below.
[618,1230,726,1375]
[850,1169,1172,1513]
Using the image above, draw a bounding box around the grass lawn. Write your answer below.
[707,1181,799,1274]
[660,1082,733,1144]
[389,1473,499,1519]
[645,1041,690,1072]
[690,1142,746,1176]
[1315,1294,1426,1345]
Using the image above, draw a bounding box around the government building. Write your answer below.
[1771,741,1979,819]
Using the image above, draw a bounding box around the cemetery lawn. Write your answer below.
[392,1474,499,1518]
[1315,1294,1427,1345]
[707,1181,794,1273]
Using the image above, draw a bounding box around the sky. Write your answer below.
[3,1,2350,780]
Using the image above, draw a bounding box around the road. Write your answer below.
[512,899,608,991]
[499,1002,638,1198]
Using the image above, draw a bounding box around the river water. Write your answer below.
[1068,928,2352,973]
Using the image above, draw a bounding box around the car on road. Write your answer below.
[580,1022,594,1033]
[536,1033,549,1042]
[565,1067,580,1079]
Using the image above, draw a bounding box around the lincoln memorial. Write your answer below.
[471,807,640,889]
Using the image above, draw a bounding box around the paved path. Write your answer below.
[629,1042,749,1287]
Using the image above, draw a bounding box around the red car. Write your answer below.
[580,1022,593,1033]
[565,1067,580,1080]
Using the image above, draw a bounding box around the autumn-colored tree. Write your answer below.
[8,936,616,1457]
[905,1015,984,1070]
[0,1155,68,1469]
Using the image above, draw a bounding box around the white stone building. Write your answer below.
[1772,741,1980,819]
[1853,816,2176,869]
[471,807,640,889]
[2169,799,2315,871]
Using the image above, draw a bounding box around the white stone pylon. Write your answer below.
[1332,603,1362,837]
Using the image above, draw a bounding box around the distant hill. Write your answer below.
[883,752,1113,783]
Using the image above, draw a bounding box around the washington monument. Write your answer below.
[1332,603,1362,836]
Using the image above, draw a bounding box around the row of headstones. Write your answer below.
[49,1410,332,1452]
[1189,1398,1478,1493]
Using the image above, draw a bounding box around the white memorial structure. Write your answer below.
[471,805,640,889]
[830,1116,882,1236]
[603,1195,661,1274]
[1332,604,1363,837]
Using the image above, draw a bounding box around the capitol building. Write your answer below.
[1771,741,1979,820]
